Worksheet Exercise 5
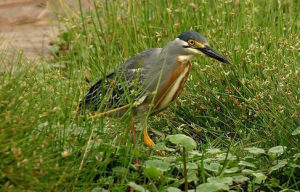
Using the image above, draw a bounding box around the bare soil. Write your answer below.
[0,0,90,61]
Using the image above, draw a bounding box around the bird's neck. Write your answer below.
[177,55,194,62]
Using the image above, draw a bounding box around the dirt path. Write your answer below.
[0,0,59,60]
[0,0,90,61]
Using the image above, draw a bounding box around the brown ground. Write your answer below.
[0,0,90,61]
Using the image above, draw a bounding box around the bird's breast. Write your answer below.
[154,61,192,110]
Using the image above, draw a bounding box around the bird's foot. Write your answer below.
[143,127,155,148]
[143,126,166,156]
[144,135,155,148]
[143,134,165,156]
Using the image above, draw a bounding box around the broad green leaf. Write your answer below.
[238,161,256,168]
[243,155,255,161]
[224,167,239,174]
[196,183,229,192]
[244,147,265,155]
[187,170,199,182]
[207,176,233,185]
[145,159,171,172]
[189,151,203,157]
[269,160,287,173]
[242,169,255,175]
[187,162,198,170]
[268,146,286,156]
[177,162,197,170]
[166,134,197,150]
[252,172,267,184]
[144,167,161,179]
[292,127,300,135]
[216,153,237,161]
[233,175,249,183]
[204,162,221,173]
[203,158,213,163]
[128,182,149,192]
[206,148,221,154]
[166,187,181,192]
[153,142,175,152]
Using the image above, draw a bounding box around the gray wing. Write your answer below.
[79,48,162,112]
[120,48,161,71]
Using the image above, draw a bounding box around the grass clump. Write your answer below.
[1,0,300,191]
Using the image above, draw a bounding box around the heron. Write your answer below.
[78,31,231,150]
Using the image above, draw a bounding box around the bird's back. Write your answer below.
[79,48,162,113]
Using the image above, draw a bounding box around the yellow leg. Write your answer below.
[142,121,166,156]
[143,126,154,148]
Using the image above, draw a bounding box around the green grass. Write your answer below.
[1,0,300,191]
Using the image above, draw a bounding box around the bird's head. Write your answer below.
[175,31,231,64]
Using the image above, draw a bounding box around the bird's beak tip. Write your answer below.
[223,59,232,65]
[198,45,232,65]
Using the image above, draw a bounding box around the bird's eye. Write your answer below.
[188,40,195,46]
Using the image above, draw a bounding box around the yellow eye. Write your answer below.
[188,40,195,46]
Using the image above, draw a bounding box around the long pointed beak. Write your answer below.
[197,45,231,64]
